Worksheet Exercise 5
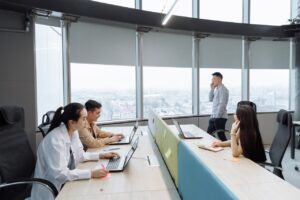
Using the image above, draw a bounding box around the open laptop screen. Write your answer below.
[172,119,202,139]
[123,137,139,168]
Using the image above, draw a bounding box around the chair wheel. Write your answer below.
[295,166,299,171]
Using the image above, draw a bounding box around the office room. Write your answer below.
[1,0,300,199]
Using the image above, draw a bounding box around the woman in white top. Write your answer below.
[31,103,118,200]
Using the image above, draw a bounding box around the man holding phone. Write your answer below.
[207,72,229,141]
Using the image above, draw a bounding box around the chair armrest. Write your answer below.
[37,126,46,137]
[258,162,283,171]
[265,150,270,154]
[0,178,58,198]
[211,129,231,140]
[37,124,50,138]
[211,129,230,135]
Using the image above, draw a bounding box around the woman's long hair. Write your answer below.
[47,103,84,134]
[236,105,266,162]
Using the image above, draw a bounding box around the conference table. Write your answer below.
[56,126,180,200]
[173,124,300,200]
[56,124,300,200]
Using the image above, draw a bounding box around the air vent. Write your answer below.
[247,36,261,41]
[136,26,152,33]
[194,33,210,39]
[32,8,52,17]
[62,14,79,22]
[272,38,289,41]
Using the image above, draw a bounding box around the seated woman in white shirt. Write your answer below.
[31,103,119,200]
[212,105,266,163]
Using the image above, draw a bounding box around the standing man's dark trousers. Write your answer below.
[207,118,227,141]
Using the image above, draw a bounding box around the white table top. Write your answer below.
[56,126,180,200]
[179,124,300,200]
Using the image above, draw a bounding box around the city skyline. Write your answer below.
[72,83,289,122]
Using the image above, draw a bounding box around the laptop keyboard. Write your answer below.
[184,131,193,137]
[118,136,128,143]
[106,157,121,170]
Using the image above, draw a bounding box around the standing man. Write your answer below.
[78,100,124,150]
[207,72,229,141]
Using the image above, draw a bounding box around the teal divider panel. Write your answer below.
[178,141,238,200]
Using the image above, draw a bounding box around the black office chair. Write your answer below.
[0,105,58,200]
[38,111,55,137]
[259,109,292,179]
[212,101,257,140]
[211,129,231,141]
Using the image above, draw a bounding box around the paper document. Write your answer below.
[195,143,224,152]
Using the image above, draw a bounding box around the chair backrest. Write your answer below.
[0,105,36,200]
[269,109,292,168]
[38,111,55,137]
[0,105,25,128]
[237,101,257,113]
[41,111,55,125]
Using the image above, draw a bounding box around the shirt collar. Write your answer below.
[86,121,96,129]
[59,124,72,144]
[217,83,223,89]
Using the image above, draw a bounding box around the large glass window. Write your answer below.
[143,0,192,17]
[142,31,192,118]
[200,0,242,23]
[249,39,290,111]
[144,66,192,117]
[92,0,135,8]
[250,70,289,112]
[200,69,242,115]
[199,37,242,115]
[250,0,290,25]
[69,22,136,121]
[71,63,136,121]
[35,22,63,125]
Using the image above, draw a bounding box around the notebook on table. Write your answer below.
[195,142,224,152]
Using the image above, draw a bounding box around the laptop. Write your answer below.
[110,122,138,145]
[102,137,139,172]
[147,109,156,137]
[172,119,203,139]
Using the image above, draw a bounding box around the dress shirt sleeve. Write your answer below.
[209,89,214,102]
[94,124,113,138]
[83,152,100,161]
[78,127,112,148]
[45,136,91,183]
[215,87,229,118]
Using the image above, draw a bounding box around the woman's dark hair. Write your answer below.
[236,105,266,162]
[85,100,102,112]
[47,103,84,133]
